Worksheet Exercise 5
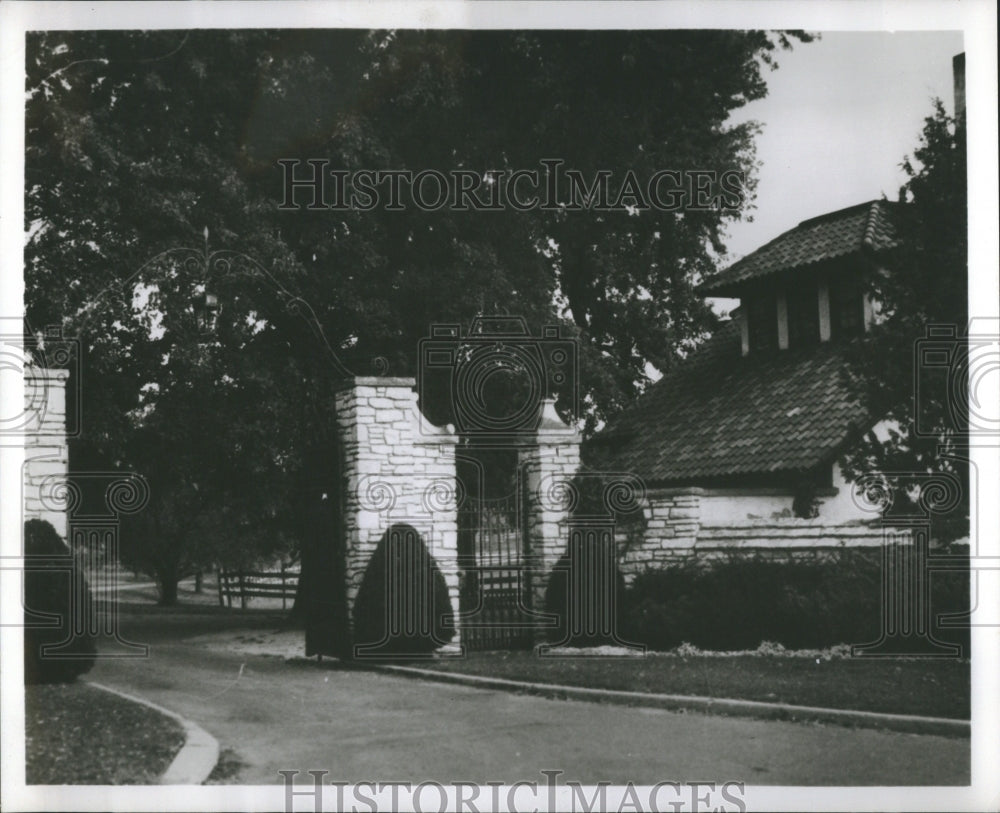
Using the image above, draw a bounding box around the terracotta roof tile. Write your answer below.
[700,200,900,296]
[588,321,868,484]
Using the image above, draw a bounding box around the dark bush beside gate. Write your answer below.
[23,519,97,684]
[353,523,455,656]
[621,549,970,654]
[544,549,629,648]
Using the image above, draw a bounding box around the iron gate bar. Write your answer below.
[458,492,536,650]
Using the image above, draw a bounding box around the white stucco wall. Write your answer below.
[818,462,871,524]
[698,470,872,525]
[700,491,797,523]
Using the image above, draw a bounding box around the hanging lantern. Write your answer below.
[196,290,219,335]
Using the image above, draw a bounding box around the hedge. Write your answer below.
[619,549,970,654]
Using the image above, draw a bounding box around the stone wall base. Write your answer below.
[620,485,900,583]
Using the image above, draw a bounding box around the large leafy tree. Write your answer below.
[26,31,349,601]
[270,30,809,421]
[842,99,969,542]
[25,29,811,602]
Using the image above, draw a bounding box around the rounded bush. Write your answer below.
[352,523,455,656]
[543,537,627,648]
[23,519,97,684]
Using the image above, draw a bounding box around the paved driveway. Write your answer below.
[89,604,970,786]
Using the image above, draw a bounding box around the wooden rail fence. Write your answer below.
[217,566,299,609]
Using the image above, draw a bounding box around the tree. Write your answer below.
[270,30,813,426]
[841,99,969,543]
[25,29,813,603]
[26,31,339,602]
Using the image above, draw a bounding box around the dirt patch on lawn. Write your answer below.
[188,627,306,659]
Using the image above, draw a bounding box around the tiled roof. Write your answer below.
[588,320,868,484]
[700,200,900,296]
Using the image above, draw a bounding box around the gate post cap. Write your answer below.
[537,398,580,437]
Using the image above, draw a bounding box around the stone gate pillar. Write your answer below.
[334,377,460,655]
[23,368,70,539]
[21,366,147,657]
[518,398,581,622]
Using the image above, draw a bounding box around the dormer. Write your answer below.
[700,201,899,357]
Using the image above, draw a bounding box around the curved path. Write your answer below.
[89,603,969,786]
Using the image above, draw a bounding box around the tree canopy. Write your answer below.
[842,99,969,542]
[25,29,812,599]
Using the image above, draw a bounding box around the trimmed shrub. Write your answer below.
[544,537,628,648]
[23,519,97,683]
[353,523,455,656]
[621,549,970,654]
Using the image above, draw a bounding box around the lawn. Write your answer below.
[25,682,186,784]
[405,651,970,720]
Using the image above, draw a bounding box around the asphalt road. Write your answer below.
[88,603,970,786]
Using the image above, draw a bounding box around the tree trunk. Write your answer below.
[158,564,180,606]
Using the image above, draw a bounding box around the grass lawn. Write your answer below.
[25,682,186,784]
[405,652,970,720]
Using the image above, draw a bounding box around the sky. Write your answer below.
[722,30,965,262]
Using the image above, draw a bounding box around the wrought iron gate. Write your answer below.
[458,492,534,650]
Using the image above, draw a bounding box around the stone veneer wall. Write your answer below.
[334,377,460,642]
[22,368,70,540]
[517,399,582,614]
[620,486,889,583]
